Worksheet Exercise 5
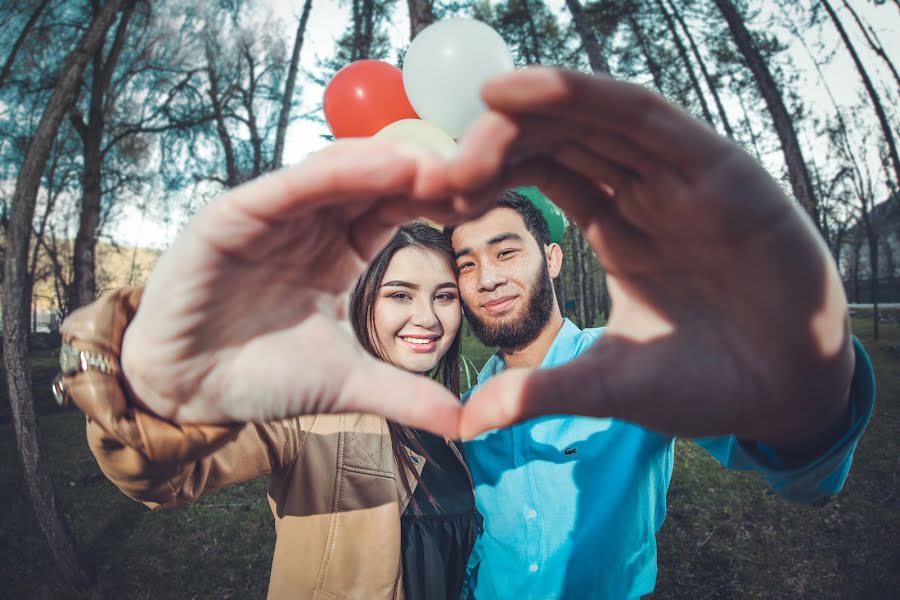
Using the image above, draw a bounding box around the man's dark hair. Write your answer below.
[445,190,552,248]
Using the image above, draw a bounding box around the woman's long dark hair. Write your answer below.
[349,221,461,512]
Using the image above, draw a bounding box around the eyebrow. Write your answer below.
[454,232,524,260]
[381,280,458,290]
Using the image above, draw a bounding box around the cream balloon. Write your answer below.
[372,119,458,159]
[402,19,515,138]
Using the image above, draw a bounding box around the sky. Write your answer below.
[109,0,900,249]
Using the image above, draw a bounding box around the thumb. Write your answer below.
[459,335,650,439]
[341,358,463,439]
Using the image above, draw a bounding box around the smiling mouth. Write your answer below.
[399,336,440,353]
[482,296,518,315]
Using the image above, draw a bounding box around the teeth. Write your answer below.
[403,337,433,344]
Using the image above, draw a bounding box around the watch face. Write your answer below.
[59,344,80,376]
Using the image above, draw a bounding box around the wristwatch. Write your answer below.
[51,343,120,407]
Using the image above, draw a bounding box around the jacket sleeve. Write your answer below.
[60,287,315,510]
[695,336,875,505]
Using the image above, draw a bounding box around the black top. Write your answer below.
[401,430,478,600]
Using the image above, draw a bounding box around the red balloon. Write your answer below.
[324,60,420,138]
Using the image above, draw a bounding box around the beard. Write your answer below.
[464,259,556,349]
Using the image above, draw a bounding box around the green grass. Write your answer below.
[655,316,899,599]
[1,316,897,598]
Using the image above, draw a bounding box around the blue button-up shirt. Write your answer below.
[462,319,874,599]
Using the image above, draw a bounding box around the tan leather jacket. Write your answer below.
[59,288,471,600]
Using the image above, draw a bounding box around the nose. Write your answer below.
[410,297,440,330]
[477,263,507,292]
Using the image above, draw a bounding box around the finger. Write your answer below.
[451,110,643,196]
[453,156,657,274]
[348,205,400,263]
[373,196,462,227]
[479,67,732,176]
[342,359,463,439]
[458,333,698,440]
[217,138,450,224]
[482,113,666,178]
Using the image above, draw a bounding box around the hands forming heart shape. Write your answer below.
[122,67,855,444]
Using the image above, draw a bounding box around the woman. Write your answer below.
[59,222,475,600]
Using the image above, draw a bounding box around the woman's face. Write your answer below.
[373,247,461,374]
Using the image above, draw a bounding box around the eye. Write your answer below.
[389,291,412,301]
[457,261,474,271]
[498,249,517,259]
[434,292,458,302]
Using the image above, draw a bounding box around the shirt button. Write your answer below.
[526,509,537,520]
[529,563,539,573]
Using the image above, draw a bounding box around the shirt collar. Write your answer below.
[478,318,583,384]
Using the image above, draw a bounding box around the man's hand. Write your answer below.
[450,67,855,444]
[121,139,463,437]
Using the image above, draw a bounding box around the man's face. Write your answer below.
[451,208,557,348]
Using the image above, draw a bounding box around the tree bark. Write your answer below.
[655,0,715,127]
[2,0,127,588]
[564,0,609,73]
[665,0,736,138]
[70,1,135,311]
[273,0,313,170]
[822,0,900,190]
[407,0,434,39]
[713,0,820,229]
[0,0,51,89]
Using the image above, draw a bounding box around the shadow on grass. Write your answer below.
[0,316,896,598]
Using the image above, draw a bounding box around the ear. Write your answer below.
[546,243,563,279]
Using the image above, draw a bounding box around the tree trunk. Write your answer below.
[841,0,900,92]
[241,46,264,179]
[359,0,375,60]
[572,229,587,327]
[628,14,666,93]
[713,0,820,230]
[665,0,736,138]
[407,0,434,39]
[555,268,567,319]
[523,0,544,65]
[822,0,900,190]
[655,0,715,127]
[732,78,763,160]
[205,41,239,187]
[598,269,610,321]
[862,213,880,340]
[273,0,313,170]
[564,0,609,73]
[2,0,127,588]
[0,0,51,89]
[71,1,135,311]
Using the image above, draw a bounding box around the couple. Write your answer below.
[58,67,874,599]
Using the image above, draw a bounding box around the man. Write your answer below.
[448,191,873,598]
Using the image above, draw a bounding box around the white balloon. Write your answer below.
[403,19,515,138]
[372,119,457,159]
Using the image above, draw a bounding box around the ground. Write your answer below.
[1,314,897,599]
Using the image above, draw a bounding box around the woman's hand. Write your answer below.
[122,139,463,438]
